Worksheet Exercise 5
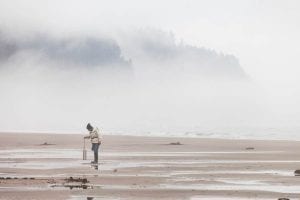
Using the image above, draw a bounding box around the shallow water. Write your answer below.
[169,170,294,177]
[1,148,300,199]
[190,197,274,200]
[0,148,298,170]
[116,126,300,141]
[0,149,282,159]
[0,186,51,191]
[161,183,300,194]
[69,196,121,200]
[0,148,82,159]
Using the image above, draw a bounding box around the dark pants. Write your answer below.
[91,143,100,163]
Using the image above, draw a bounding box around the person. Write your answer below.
[84,123,102,164]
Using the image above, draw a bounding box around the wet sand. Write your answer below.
[1,133,300,200]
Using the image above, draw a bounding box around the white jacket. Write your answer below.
[86,127,102,143]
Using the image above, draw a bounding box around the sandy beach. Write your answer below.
[1,133,300,200]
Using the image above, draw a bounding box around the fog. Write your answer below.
[0,28,270,136]
[0,0,300,138]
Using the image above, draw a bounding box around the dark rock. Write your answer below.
[82,178,88,184]
[294,170,300,176]
[278,198,290,200]
[113,169,118,173]
[87,197,94,200]
[169,142,182,145]
[246,147,255,150]
[65,177,88,184]
[40,142,55,145]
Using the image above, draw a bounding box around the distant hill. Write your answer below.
[0,32,131,69]
[119,29,248,80]
[0,29,247,80]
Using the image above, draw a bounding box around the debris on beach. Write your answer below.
[113,169,118,173]
[294,170,300,176]
[0,177,35,180]
[51,177,91,190]
[169,142,182,145]
[278,198,290,200]
[65,177,89,184]
[40,142,55,145]
[245,147,255,150]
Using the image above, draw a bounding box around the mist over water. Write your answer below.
[0,29,299,139]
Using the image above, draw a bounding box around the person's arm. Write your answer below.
[90,131,97,139]
[84,133,91,139]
